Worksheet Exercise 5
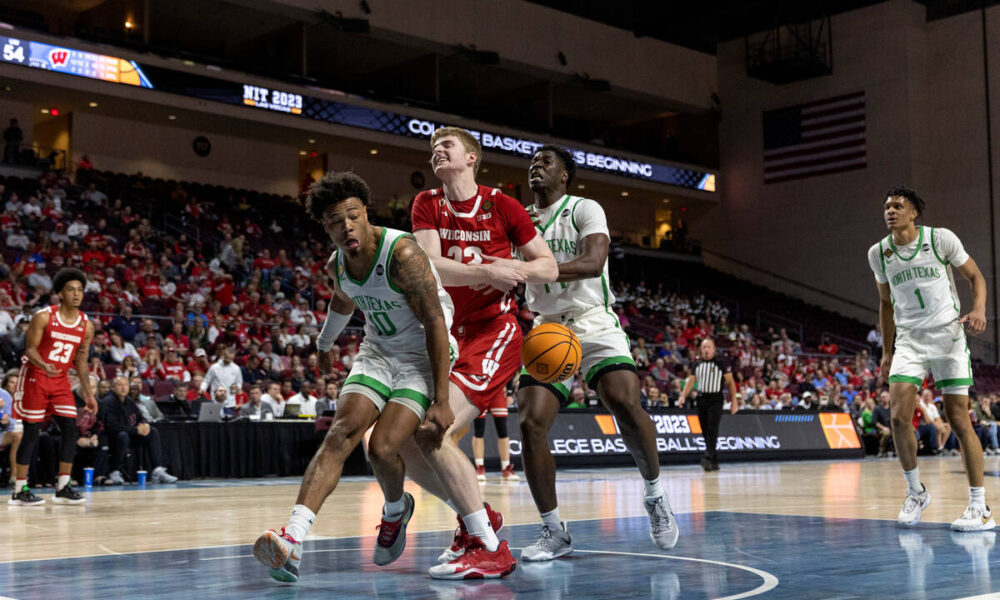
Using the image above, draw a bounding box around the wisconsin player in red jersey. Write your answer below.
[10,268,96,505]
[404,126,558,578]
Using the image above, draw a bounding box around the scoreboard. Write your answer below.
[0,35,151,87]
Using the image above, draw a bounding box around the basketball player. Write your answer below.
[471,404,518,482]
[253,172,515,582]
[515,146,679,561]
[9,267,95,505]
[404,127,558,575]
[867,186,993,531]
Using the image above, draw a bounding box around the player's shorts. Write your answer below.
[12,365,76,423]
[519,304,636,402]
[476,394,509,419]
[451,314,523,413]
[888,320,973,390]
[340,338,458,421]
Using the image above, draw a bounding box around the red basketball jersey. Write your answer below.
[412,185,537,326]
[28,305,89,378]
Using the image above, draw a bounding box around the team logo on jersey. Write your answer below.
[883,249,893,258]
[375,264,385,277]
[337,261,345,277]
[482,200,493,211]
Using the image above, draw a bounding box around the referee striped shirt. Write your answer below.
[692,357,731,395]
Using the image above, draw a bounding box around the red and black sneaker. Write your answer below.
[428,537,517,580]
[372,492,415,566]
[436,503,504,563]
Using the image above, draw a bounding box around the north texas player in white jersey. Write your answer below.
[253,172,515,583]
[867,186,992,532]
[516,146,679,561]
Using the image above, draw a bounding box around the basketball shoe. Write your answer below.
[254,527,302,583]
[437,503,504,563]
[52,484,85,504]
[898,485,931,527]
[476,465,486,482]
[951,504,996,532]
[428,538,516,579]
[501,464,519,482]
[8,485,44,506]
[521,521,572,561]
[645,494,679,549]
[373,492,415,566]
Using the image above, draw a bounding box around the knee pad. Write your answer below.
[473,415,486,438]
[493,414,508,439]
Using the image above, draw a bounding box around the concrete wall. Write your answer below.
[697,0,1000,358]
[70,112,299,195]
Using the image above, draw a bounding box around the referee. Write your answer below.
[678,338,738,472]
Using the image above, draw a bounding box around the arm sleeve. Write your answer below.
[410,192,437,232]
[498,193,538,247]
[933,228,971,267]
[867,243,888,284]
[572,199,610,239]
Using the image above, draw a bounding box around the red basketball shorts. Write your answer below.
[12,366,76,423]
[450,314,522,414]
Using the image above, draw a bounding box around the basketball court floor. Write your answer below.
[2,456,999,599]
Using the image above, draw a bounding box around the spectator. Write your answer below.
[818,336,839,355]
[1,370,22,485]
[912,401,939,456]
[239,385,274,420]
[201,346,242,411]
[116,355,143,380]
[631,337,652,369]
[160,348,191,383]
[3,118,22,163]
[317,381,339,414]
[129,376,165,423]
[920,390,956,455]
[108,330,140,365]
[109,305,141,343]
[286,381,319,416]
[873,391,893,457]
[98,377,177,485]
[261,381,285,417]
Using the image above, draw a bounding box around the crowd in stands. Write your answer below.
[2,162,1000,486]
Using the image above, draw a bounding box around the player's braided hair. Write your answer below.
[537,145,576,188]
[305,171,372,223]
[52,267,86,294]
[885,186,925,218]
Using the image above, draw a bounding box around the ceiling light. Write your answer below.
[40,109,49,114]
[88,102,98,108]
[621,191,629,197]
[299,150,306,156]
[183,60,194,66]
[168,115,176,120]
[124,19,133,29]
[308,138,315,144]
[662,198,670,204]
[481,168,489,173]
[577,184,585,189]
[369,149,378,155]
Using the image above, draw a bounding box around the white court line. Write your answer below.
[97,545,124,557]
[573,549,778,600]
[951,595,1000,600]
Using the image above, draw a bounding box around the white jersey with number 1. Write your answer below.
[867,225,969,330]
[524,195,614,317]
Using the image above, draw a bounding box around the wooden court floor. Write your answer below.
[2,456,999,599]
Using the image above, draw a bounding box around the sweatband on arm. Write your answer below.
[317,311,351,351]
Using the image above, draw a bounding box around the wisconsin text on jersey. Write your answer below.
[438,229,492,242]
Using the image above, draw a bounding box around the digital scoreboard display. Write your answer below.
[0,35,151,87]
[0,33,715,190]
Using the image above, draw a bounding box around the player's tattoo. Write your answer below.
[391,236,445,325]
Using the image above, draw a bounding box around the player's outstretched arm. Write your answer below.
[483,233,559,284]
[390,236,455,448]
[74,321,97,413]
[412,229,498,288]
[24,310,57,378]
[875,281,895,384]
[956,257,987,335]
[552,233,609,282]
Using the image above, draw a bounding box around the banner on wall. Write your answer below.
[459,411,863,467]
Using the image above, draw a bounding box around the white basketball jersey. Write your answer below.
[868,226,968,330]
[333,228,454,353]
[524,195,614,317]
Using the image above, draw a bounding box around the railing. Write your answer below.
[820,331,870,356]
[756,310,804,344]
[2,143,67,171]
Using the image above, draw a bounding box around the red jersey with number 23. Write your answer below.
[411,185,537,326]
[29,305,89,378]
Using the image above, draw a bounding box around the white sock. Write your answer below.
[540,507,562,530]
[644,476,665,500]
[15,478,27,491]
[464,509,499,551]
[285,504,316,542]
[58,474,70,491]
[500,460,510,470]
[475,458,484,467]
[970,487,986,508]
[903,468,922,495]
[383,494,407,521]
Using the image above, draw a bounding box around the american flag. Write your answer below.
[762,91,866,184]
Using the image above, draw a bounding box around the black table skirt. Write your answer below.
[154,421,368,480]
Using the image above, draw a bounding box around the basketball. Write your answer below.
[521,323,582,384]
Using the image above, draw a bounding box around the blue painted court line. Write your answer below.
[1,512,996,599]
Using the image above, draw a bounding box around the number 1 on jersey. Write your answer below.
[914,288,925,309]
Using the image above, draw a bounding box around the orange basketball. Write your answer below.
[521,323,582,384]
